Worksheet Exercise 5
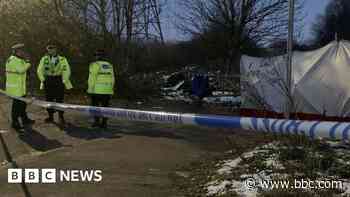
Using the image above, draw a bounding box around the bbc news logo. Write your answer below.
[8,169,102,184]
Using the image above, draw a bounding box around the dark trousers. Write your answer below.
[90,94,111,123]
[45,76,64,117]
[12,98,28,123]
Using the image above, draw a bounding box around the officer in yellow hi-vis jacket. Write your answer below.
[37,43,73,125]
[87,49,115,128]
[6,43,35,129]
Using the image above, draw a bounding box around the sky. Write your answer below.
[161,0,331,42]
[303,0,330,41]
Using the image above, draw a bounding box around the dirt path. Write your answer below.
[0,96,236,197]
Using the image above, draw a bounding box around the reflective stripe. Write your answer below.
[6,84,19,87]
[96,82,112,85]
[6,70,23,74]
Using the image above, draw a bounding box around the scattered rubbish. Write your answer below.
[160,67,240,106]
[205,142,350,196]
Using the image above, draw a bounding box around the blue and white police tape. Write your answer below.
[0,90,349,141]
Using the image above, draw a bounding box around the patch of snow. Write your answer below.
[260,142,281,150]
[240,174,251,179]
[162,81,185,91]
[205,141,350,196]
[325,140,350,149]
[336,148,350,157]
[206,179,258,197]
[241,142,281,159]
[206,180,232,196]
[203,96,241,104]
[341,181,350,195]
[212,91,236,96]
[264,154,285,170]
[217,158,242,174]
[337,158,350,165]
[163,96,192,103]
[269,173,290,179]
[163,90,184,96]
[253,170,273,182]
[242,149,268,159]
[231,180,258,197]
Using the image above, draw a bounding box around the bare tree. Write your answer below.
[178,0,303,73]
[312,0,350,47]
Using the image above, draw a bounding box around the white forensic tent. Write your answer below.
[241,41,350,117]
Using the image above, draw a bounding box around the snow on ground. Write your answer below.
[207,179,258,197]
[203,96,241,105]
[263,154,285,170]
[217,158,242,175]
[241,149,268,159]
[164,95,193,103]
[230,180,258,197]
[207,142,285,196]
[207,180,233,196]
[162,92,241,106]
[161,81,185,91]
[163,95,241,105]
[205,141,350,197]
[212,91,236,96]
[342,182,350,194]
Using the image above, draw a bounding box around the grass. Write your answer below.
[171,131,350,197]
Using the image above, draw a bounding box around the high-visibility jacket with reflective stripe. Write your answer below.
[5,55,31,97]
[37,55,73,90]
[87,61,115,95]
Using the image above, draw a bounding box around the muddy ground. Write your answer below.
[0,95,252,197]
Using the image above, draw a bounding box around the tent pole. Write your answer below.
[287,0,295,117]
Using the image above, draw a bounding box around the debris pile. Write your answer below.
[205,141,350,196]
[161,67,241,106]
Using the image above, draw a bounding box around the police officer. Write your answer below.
[6,43,35,129]
[87,49,115,128]
[37,43,73,125]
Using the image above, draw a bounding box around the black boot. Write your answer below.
[45,113,54,123]
[100,118,108,129]
[22,116,35,125]
[11,121,23,130]
[92,117,100,128]
[59,113,66,125]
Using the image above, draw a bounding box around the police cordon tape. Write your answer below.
[0,90,349,141]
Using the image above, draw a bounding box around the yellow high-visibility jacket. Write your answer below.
[87,61,115,95]
[37,55,73,90]
[5,55,31,97]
